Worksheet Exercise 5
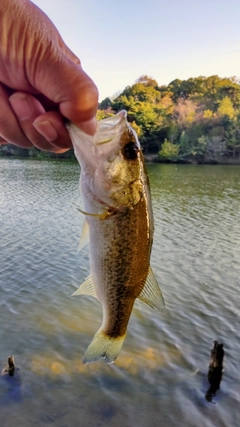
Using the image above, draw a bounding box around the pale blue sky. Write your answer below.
[33,0,240,101]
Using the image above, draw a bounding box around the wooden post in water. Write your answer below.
[205,341,224,402]
[1,355,15,377]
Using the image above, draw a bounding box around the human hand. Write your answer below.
[0,0,98,153]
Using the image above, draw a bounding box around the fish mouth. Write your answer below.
[92,110,138,151]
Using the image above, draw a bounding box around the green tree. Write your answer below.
[191,135,207,161]
[98,97,112,110]
[158,139,179,161]
[205,136,227,162]
[96,74,240,163]
[116,83,161,104]
[225,120,240,157]
[136,75,158,88]
[179,131,191,157]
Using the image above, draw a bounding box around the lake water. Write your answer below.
[0,158,239,427]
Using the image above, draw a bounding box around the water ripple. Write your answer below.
[0,160,239,427]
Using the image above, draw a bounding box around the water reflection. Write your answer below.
[30,344,183,378]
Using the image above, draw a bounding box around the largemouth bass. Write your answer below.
[68,110,164,364]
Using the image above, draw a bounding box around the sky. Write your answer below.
[33,0,240,101]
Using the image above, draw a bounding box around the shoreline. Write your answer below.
[1,152,240,165]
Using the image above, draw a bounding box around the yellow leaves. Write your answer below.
[203,109,213,119]
[96,110,114,120]
[217,96,235,119]
[186,110,196,124]
[130,121,143,137]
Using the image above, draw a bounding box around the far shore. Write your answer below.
[1,150,240,166]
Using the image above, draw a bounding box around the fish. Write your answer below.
[67,110,164,364]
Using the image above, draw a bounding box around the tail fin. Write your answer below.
[83,329,126,364]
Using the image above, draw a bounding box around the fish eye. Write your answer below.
[122,142,139,160]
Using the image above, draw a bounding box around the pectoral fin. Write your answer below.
[72,276,98,299]
[78,219,89,252]
[138,266,165,311]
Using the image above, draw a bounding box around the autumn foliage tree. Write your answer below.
[97,74,240,163]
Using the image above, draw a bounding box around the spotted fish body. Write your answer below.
[68,111,164,364]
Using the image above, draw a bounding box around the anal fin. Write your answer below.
[72,276,98,299]
[138,266,165,311]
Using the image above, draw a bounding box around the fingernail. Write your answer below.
[33,120,58,142]
[78,117,97,135]
[9,93,32,121]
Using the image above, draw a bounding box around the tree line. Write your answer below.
[2,74,240,163]
[99,74,240,163]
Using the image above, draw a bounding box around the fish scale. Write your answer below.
[88,203,151,338]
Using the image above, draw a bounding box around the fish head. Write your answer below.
[68,111,146,210]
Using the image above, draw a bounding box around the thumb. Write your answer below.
[33,50,98,134]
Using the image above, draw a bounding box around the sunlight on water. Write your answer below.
[0,159,240,427]
[30,344,182,378]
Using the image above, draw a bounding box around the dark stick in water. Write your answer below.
[2,355,15,377]
[205,341,224,403]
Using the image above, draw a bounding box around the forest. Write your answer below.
[1,75,240,163]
